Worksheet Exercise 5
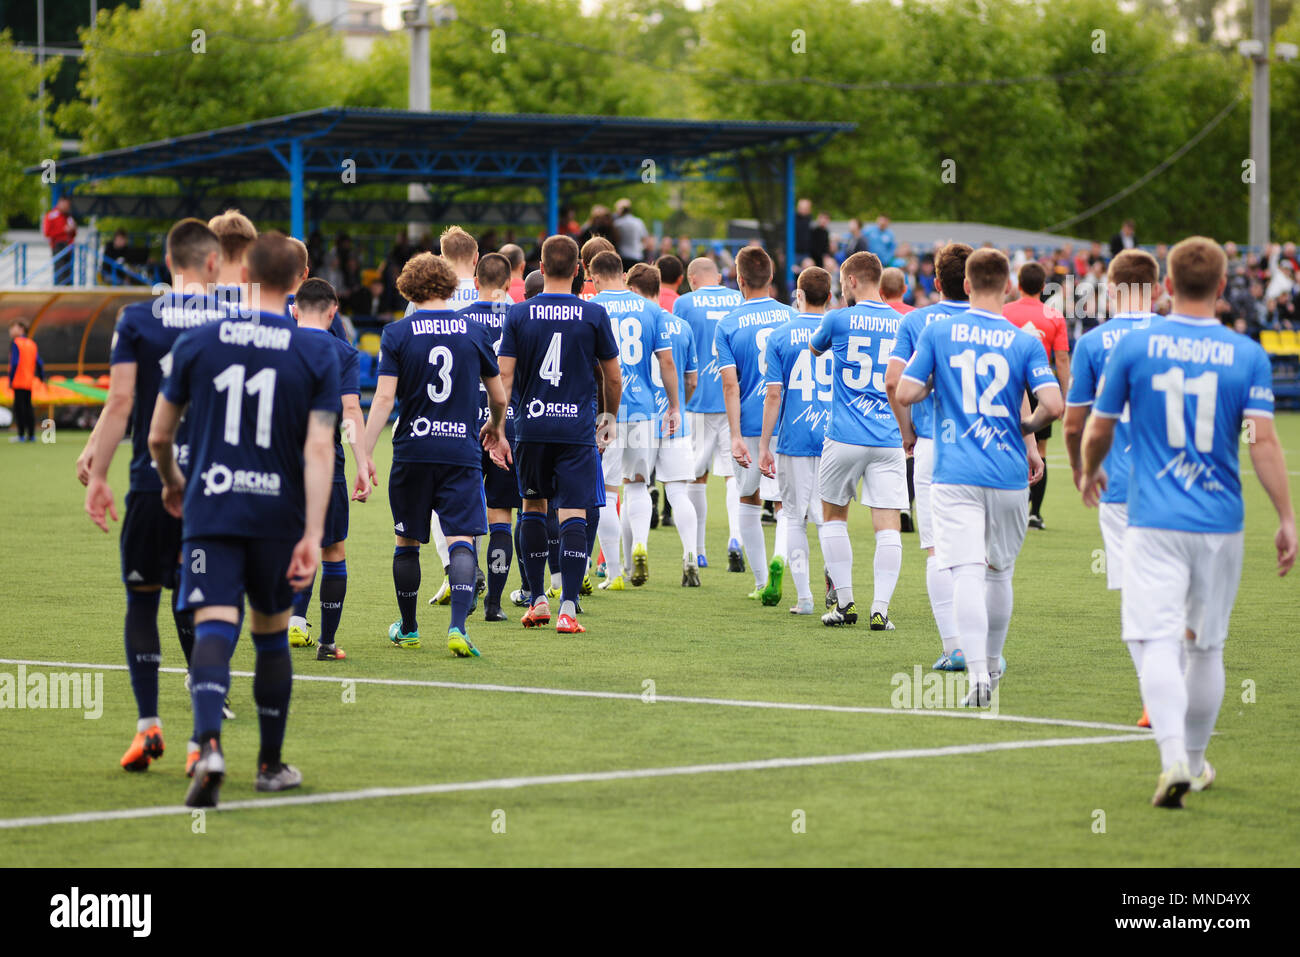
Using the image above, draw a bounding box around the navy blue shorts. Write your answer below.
[178,536,296,615]
[482,448,521,511]
[323,480,349,547]
[513,442,606,509]
[389,460,487,541]
[120,491,182,589]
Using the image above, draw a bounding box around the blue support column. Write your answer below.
[546,149,559,236]
[784,152,797,290]
[290,140,305,239]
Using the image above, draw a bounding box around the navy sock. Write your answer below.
[124,589,162,720]
[252,630,292,768]
[190,619,239,741]
[319,560,346,645]
[585,506,601,559]
[546,507,561,584]
[514,518,530,597]
[518,512,549,605]
[291,571,315,620]
[486,523,512,607]
[448,541,477,633]
[560,517,588,607]
[170,586,195,666]
[393,546,420,633]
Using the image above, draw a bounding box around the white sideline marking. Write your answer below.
[0,733,1150,830]
[0,657,1149,734]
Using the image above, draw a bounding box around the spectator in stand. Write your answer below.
[7,320,44,443]
[1266,249,1295,303]
[42,196,77,286]
[809,212,831,266]
[864,215,896,264]
[577,204,614,249]
[560,207,581,237]
[794,198,813,261]
[655,255,684,310]
[1109,219,1137,257]
[612,198,649,268]
[1153,243,1169,279]
[676,236,694,264]
[880,267,913,314]
[1088,240,1106,269]
[844,218,869,257]
[915,256,936,300]
[500,243,527,302]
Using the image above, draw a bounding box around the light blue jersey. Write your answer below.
[764,313,830,457]
[1066,312,1156,505]
[675,285,743,415]
[809,300,903,448]
[902,307,1059,490]
[591,288,670,423]
[1093,314,1274,533]
[714,297,797,437]
[889,300,970,440]
[654,313,698,439]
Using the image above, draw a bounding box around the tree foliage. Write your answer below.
[0,32,59,231]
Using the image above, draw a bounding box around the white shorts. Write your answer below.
[733,435,781,500]
[931,483,1029,571]
[819,438,908,509]
[1098,501,1128,591]
[622,419,657,482]
[656,434,695,483]
[690,412,734,478]
[1121,526,1243,650]
[913,436,935,550]
[777,454,822,526]
[601,443,622,489]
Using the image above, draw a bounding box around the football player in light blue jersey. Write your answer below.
[898,248,1062,708]
[885,242,973,668]
[628,264,699,585]
[1062,250,1160,728]
[1082,236,1295,808]
[716,246,797,600]
[589,252,680,590]
[809,252,908,630]
[758,267,834,615]
[675,257,745,571]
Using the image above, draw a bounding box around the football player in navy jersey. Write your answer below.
[207,208,257,314]
[496,235,622,635]
[363,253,508,658]
[82,219,235,776]
[287,279,371,660]
[459,252,518,621]
[148,232,341,807]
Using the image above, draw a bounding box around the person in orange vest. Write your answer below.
[8,320,44,442]
[43,196,77,286]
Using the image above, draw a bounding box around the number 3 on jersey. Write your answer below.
[540,332,563,387]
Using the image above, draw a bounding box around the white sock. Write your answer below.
[985,564,1014,666]
[1139,639,1190,770]
[739,502,768,587]
[871,528,902,616]
[137,716,160,732]
[625,481,652,549]
[431,512,450,568]
[687,481,709,557]
[926,555,959,655]
[663,482,698,559]
[817,519,853,606]
[1184,644,1224,777]
[786,515,812,601]
[598,500,623,579]
[620,499,634,572]
[289,614,308,632]
[952,563,989,679]
[725,476,741,542]
[773,505,788,560]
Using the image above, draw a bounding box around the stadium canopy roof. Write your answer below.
[35,108,854,270]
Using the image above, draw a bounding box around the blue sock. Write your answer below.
[393,546,420,633]
[514,518,530,597]
[546,507,561,585]
[486,523,512,607]
[124,589,162,720]
[585,507,601,560]
[190,619,239,741]
[291,572,315,620]
[560,517,588,609]
[319,560,346,645]
[448,541,476,633]
[170,584,194,666]
[251,630,292,768]
[518,512,549,605]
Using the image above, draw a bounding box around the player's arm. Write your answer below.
[84,361,137,529]
[894,374,930,406]
[1247,415,1297,575]
[362,375,398,465]
[291,409,337,590]
[884,363,916,454]
[342,392,370,502]
[758,382,781,479]
[684,369,697,404]
[146,393,186,522]
[720,366,748,467]
[1021,384,1063,434]
[1053,351,1071,417]
[1062,403,1089,487]
[655,348,681,437]
[1079,414,1114,507]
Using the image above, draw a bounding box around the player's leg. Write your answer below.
[817,440,864,624]
[623,421,656,586]
[511,516,532,606]
[551,443,605,634]
[659,436,700,585]
[514,442,554,627]
[429,510,453,605]
[243,540,304,795]
[1027,431,1049,529]
[433,466,489,656]
[484,508,514,621]
[760,462,786,606]
[598,432,625,589]
[117,491,172,772]
[860,447,907,630]
[288,573,315,647]
[983,486,1030,690]
[779,454,814,614]
[931,484,991,704]
[316,541,348,660]
[715,414,744,572]
[734,437,769,597]
[387,461,431,647]
[915,438,959,669]
[1098,502,1144,723]
[545,505,563,598]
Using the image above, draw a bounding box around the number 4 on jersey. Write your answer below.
[540,332,563,387]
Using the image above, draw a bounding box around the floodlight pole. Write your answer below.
[1248,0,1270,250]
[407,2,432,238]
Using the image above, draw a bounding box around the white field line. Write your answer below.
[0,733,1151,831]
[0,658,1148,734]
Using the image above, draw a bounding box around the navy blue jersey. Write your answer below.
[110,293,236,491]
[459,299,517,441]
[378,308,499,468]
[286,292,351,343]
[161,311,341,540]
[498,293,619,446]
[299,326,360,481]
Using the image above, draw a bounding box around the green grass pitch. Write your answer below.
[1,418,1297,866]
